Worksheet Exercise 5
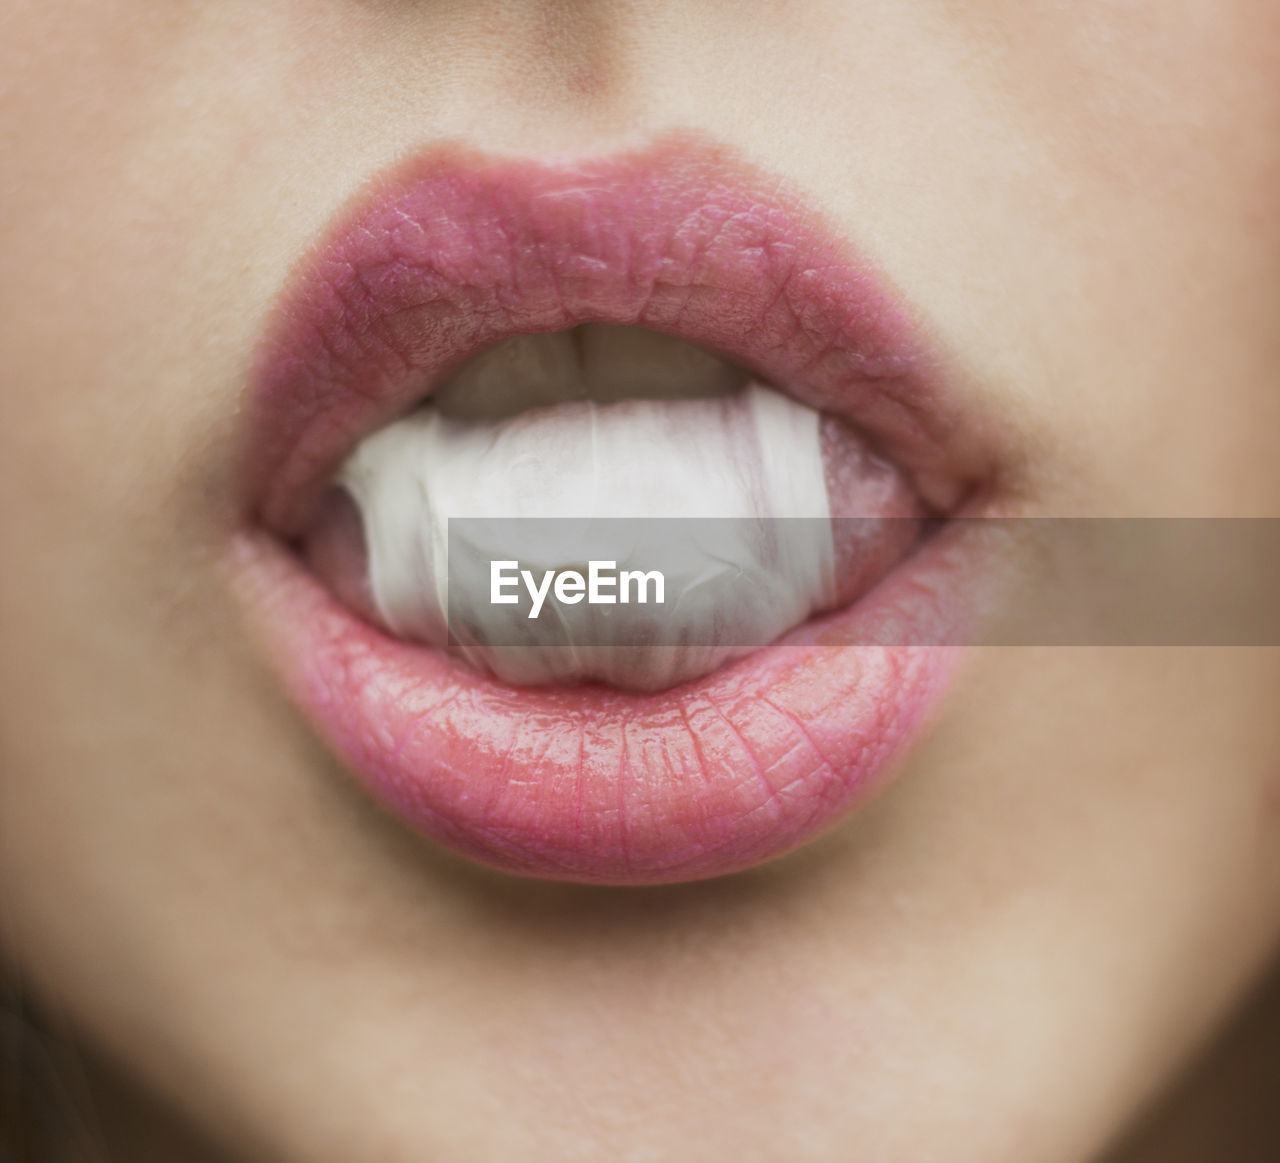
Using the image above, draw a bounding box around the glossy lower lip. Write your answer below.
[231,131,996,884]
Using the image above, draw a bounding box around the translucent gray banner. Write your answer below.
[444,518,1280,647]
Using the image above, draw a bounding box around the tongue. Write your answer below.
[302,384,922,691]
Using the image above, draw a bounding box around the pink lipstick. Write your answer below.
[229,133,999,884]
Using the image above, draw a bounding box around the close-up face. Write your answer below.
[2,2,1279,1161]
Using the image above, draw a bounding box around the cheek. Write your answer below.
[1053,6,1280,506]
[849,1,1280,513]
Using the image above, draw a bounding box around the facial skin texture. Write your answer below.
[2,2,1280,1161]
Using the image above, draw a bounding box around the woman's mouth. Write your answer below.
[228,132,1007,885]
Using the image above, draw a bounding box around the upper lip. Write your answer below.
[242,131,998,540]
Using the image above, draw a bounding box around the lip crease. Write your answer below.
[229,131,1000,884]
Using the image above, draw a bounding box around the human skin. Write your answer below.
[2,1,1279,1160]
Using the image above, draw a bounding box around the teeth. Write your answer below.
[578,324,745,402]
[431,325,744,420]
[432,331,584,420]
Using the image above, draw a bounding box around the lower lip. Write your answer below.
[229,522,972,885]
